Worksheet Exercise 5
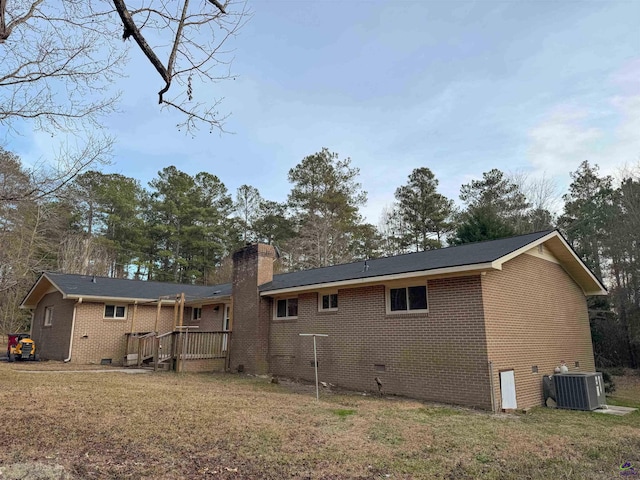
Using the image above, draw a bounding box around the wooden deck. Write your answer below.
[125,331,231,371]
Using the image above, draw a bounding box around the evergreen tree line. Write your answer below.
[1,147,638,368]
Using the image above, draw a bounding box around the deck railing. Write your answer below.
[126,332,151,356]
[137,332,157,365]
[177,331,229,360]
[126,330,230,371]
[156,332,173,361]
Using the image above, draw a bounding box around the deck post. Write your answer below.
[172,294,179,330]
[225,332,232,371]
[154,297,163,334]
[130,301,138,334]
[178,293,185,329]
[153,336,159,372]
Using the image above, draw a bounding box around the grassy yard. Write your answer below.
[0,363,638,479]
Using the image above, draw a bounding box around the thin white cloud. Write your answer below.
[526,58,640,181]
[527,105,602,176]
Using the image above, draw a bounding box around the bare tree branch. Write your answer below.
[112,0,169,87]
[109,0,249,132]
[1,1,124,133]
[0,0,45,42]
[1,0,250,134]
[0,137,112,203]
[207,0,226,14]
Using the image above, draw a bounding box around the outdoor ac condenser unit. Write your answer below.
[554,373,606,411]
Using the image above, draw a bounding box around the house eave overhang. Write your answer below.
[62,294,231,305]
[259,230,607,298]
[185,295,231,306]
[490,230,607,296]
[259,262,496,297]
[62,294,175,305]
[20,273,233,308]
[20,273,63,309]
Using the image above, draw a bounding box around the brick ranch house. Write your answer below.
[21,230,605,411]
[22,277,232,370]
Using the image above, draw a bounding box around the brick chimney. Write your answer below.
[230,243,276,374]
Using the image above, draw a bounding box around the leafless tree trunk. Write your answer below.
[508,170,561,215]
[57,233,113,276]
[0,196,65,332]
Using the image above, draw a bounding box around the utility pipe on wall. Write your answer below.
[64,297,82,363]
[29,310,34,337]
[488,360,496,413]
[130,301,138,334]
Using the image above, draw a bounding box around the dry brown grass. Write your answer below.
[0,363,638,479]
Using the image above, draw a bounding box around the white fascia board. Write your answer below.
[185,295,231,306]
[490,231,558,269]
[491,231,607,295]
[19,273,62,309]
[259,262,496,297]
[552,233,608,294]
[63,294,176,305]
[63,294,233,305]
[585,289,608,296]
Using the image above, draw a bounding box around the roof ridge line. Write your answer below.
[272,229,556,279]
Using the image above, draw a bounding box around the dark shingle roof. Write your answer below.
[45,272,231,301]
[261,230,554,292]
[36,230,556,301]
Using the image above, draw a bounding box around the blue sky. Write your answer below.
[6,0,640,222]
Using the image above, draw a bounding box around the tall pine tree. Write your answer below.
[394,167,454,251]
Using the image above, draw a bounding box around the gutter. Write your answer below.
[61,294,232,305]
[29,310,34,337]
[64,298,82,363]
[260,262,496,297]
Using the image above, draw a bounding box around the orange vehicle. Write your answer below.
[7,333,38,362]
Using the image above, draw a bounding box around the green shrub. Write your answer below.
[600,370,616,395]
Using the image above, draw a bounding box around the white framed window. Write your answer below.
[275,297,298,319]
[104,304,127,319]
[318,291,338,311]
[387,284,428,313]
[192,307,202,321]
[44,306,54,326]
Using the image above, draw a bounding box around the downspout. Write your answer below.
[29,310,34,337]
[64,298,82,363]
[488,360,496,413]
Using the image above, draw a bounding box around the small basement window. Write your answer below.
[275,298,298,319]
[388,285,428,313]
[104,304,126,319]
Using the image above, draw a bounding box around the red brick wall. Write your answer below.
[183,303,226,331]
[72,303,176,364]
[30,291,76,360]
[269,276,493,409]
[33,295,228,366]
[230,244,276,374]
[180,358,225,372]
[482,253,595,410]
